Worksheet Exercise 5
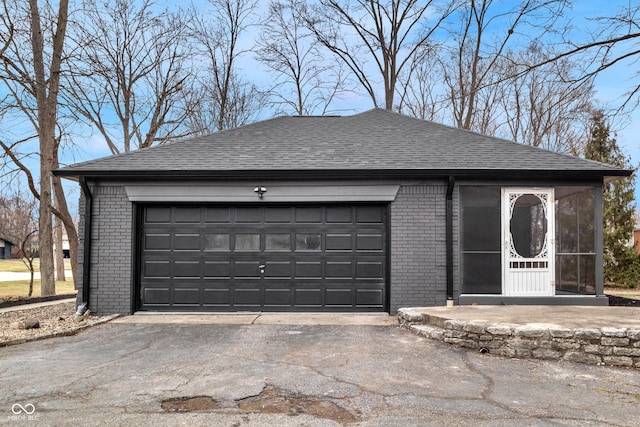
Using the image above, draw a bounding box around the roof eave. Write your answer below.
[53,168,632,182]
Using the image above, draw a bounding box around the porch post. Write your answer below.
[446,176,455,302]
[594,183,604,296]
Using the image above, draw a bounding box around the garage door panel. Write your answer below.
[174,207,201,223]
[326,206,352,223]
[264,288,292,306]
[295,261,322,278]
[203,288,231,305]
[356,206,384,223]
[325,261,353,278]
[236,207,261,223]
[175,234,201,251]
[204,261,231,278]
[325,288,353,306]
[295,288,322,306]
[145,234,171,251]
[356,261,384,279]
[173,287,200,305]
[234,288,262,305]
[326,234,352,251]
[264,261,291,278]
[265,207,292,223]
[146,207,171,223]
[143,261,171,278]
[205,207,231,223]
[356,289,384,306]
[139,204,387,312]
[356,234,384,251]
[234,261,260,278]
[144,287,171,305]
[174,261,201,278]
[295,207,322,223]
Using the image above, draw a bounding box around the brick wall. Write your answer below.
[76,181,458,315]
[77,183,132,315]
[390,184,458,312]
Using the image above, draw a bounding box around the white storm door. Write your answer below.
[503,188,555,296]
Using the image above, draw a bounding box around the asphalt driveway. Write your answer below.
[2,321,640,426]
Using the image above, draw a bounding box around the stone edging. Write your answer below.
[0,315,121,348]
[397,308,640,368]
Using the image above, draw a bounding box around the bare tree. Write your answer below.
[0,0,70,296]
[302,0,457,110]
[396,46,443,121]
[439,0,569,131]
[527,3,640,112]
[0,1,13,57]
[499,42,595,154]
[187,0,265,133]
[256,0,349,115]
[0,192,38,297]
[65,0,196,154]
[29,0,67,297]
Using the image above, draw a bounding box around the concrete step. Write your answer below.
[409,324,445,340]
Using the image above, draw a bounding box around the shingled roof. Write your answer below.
[56,109,630,180]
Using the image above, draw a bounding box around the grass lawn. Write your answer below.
[0,259,71,273]
[0,280,76,300]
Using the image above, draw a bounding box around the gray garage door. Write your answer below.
[138,204,388,312]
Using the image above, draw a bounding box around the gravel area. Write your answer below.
[0,302,117,347]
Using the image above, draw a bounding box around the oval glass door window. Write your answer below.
[510,194,547,258]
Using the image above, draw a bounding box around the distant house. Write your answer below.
[0,237,14,260]
[56,109,632,315]
[633,229,640,254]
[54,233,71,258]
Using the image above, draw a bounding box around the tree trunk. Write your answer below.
[28,268,34,298]
[52,172,78,288]
[28,0,69,297]
[54,211,65,281]
[38,142,55,297]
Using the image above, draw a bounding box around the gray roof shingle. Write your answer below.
[56,109,629,178]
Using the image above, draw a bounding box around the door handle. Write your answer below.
[259,264,266,274]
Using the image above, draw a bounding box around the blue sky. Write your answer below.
[72,0,640,198]
[3,0,640,214]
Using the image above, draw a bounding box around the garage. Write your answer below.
[138,203,388,312]
[55,109,627,315]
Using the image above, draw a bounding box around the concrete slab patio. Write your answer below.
[408,305,640,329]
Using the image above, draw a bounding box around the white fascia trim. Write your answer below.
[125,184,401,203]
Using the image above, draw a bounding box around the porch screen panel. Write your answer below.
[555,186,596,294]
[460,186,501,294]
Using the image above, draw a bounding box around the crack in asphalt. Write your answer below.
[4,323,640,425]
[238,352,367,398]
[459,351,504,408]
[84,338,153,372]
[24,336,159,405]
[459,350,629,426]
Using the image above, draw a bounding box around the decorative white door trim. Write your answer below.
[502,188,555,296]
